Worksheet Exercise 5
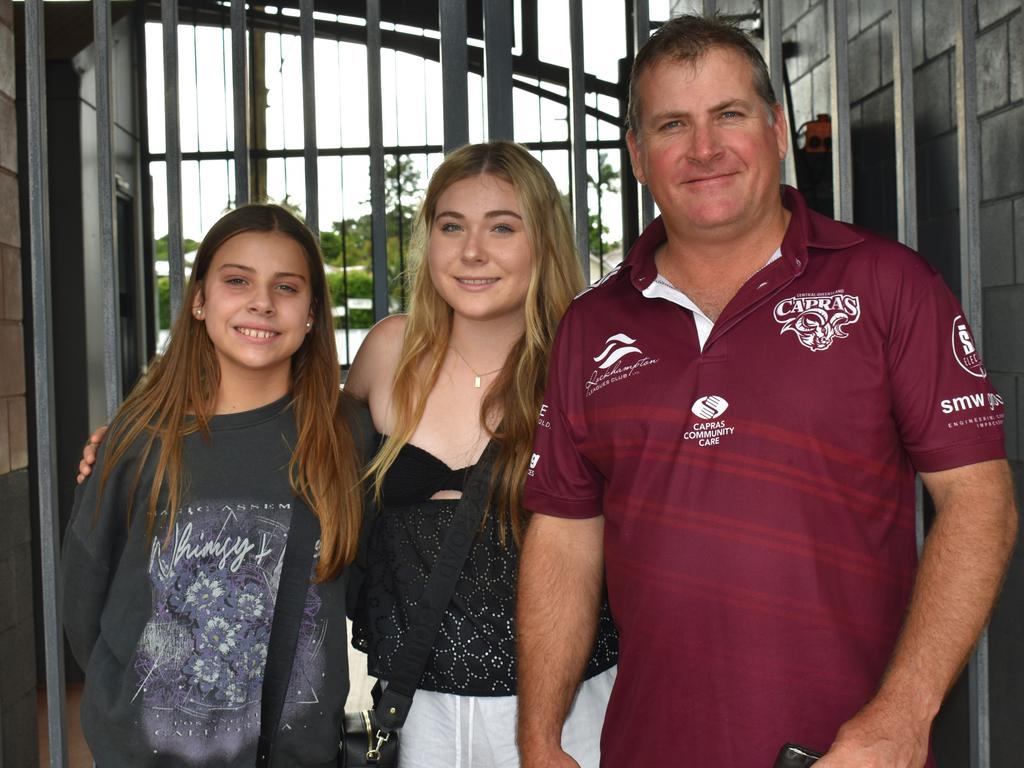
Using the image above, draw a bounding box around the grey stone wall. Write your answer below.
[0,0,38,763]
[784,0,1024,764]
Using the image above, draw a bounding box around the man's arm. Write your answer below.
[517,512,605,768]
[818,458,1018,768]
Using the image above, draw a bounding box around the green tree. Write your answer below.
[158,276,170,329]
[325,217,372,269]
[327,269,374,329]
[588,152,620,257]
[319,230,344,264]
[560,154,622,261]
[587,212,614,259]
[384,155,422,214]
[326,155,424,312]
[154,235,201,329]
[154,234,201,263]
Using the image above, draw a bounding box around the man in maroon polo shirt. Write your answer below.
[516,14,1018,768]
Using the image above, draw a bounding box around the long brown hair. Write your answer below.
[97,204,361,581]
[366,141,585,544]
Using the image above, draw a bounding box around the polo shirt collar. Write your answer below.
[779,185,864,269]
[622,185,865,292]
[624,216,665,292]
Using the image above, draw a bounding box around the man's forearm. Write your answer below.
[877,460,1017,714]
[516,513,605,760]
[820,460,1018,767]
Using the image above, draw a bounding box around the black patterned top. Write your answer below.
[351,439,619,696]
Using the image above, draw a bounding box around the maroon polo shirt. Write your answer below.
[523,186,1006,767]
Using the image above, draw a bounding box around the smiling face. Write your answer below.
[627,47,788,242]
[427,173,534,330]
[194,230,313,398]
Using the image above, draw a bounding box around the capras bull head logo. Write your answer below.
[773,292,861,352]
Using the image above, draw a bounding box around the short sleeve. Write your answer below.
[523,305,605,519]
[885,256,1006,472]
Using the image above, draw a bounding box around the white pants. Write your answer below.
[394,665,616,768]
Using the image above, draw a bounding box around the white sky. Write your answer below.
[146,0,673,245]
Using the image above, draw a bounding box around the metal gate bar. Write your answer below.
[762,0,788,185]
[439,0,469,152]
[953,0,989,763]
[633,0,654,227]
[484,0,514,140]
[763,0,784,114]
[24,0,68,764]
[568,0,590,270]
[231,0,250,206]
[162,0,185,318]
[890,0,926,559]
[300,0,319,235]
[366,0,388,321]
[95,0,122,419]
[826,0,852,221]
[892,0,917,251]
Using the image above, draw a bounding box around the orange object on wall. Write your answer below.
[801,114,832,153]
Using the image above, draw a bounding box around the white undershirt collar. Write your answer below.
[641,248,782,350]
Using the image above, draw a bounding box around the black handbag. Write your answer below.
[340,705,398,767]
[340,441,498,768]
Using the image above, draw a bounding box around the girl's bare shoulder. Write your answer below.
[344,314,407,400]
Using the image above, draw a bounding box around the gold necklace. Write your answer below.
[449,345,504,388]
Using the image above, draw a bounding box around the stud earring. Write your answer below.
[194,308,203,318]
[306,321,312,329]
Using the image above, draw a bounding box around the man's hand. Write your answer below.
[816,692,930,768]
[76,425,108,484]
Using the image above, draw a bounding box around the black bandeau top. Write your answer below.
[378,438,476,506]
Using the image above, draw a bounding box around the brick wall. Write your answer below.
[0,0,38,763]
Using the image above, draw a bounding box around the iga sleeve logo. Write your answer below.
[773,293,861,351]
[951,315,986,378]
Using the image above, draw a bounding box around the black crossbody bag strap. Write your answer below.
[256,497,320,768]
[372,441,498,732]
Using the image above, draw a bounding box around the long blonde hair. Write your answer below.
[366,141,585,544]
[97,204,362,581]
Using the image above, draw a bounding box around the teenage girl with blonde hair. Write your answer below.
[347,141,618,767]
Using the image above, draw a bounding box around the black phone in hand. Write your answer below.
[773,743,822,767]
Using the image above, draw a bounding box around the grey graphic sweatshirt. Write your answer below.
[62,395,357,767]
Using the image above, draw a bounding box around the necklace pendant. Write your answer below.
[474,375,482,388]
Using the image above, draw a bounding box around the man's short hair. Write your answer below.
[627,14,778,136]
